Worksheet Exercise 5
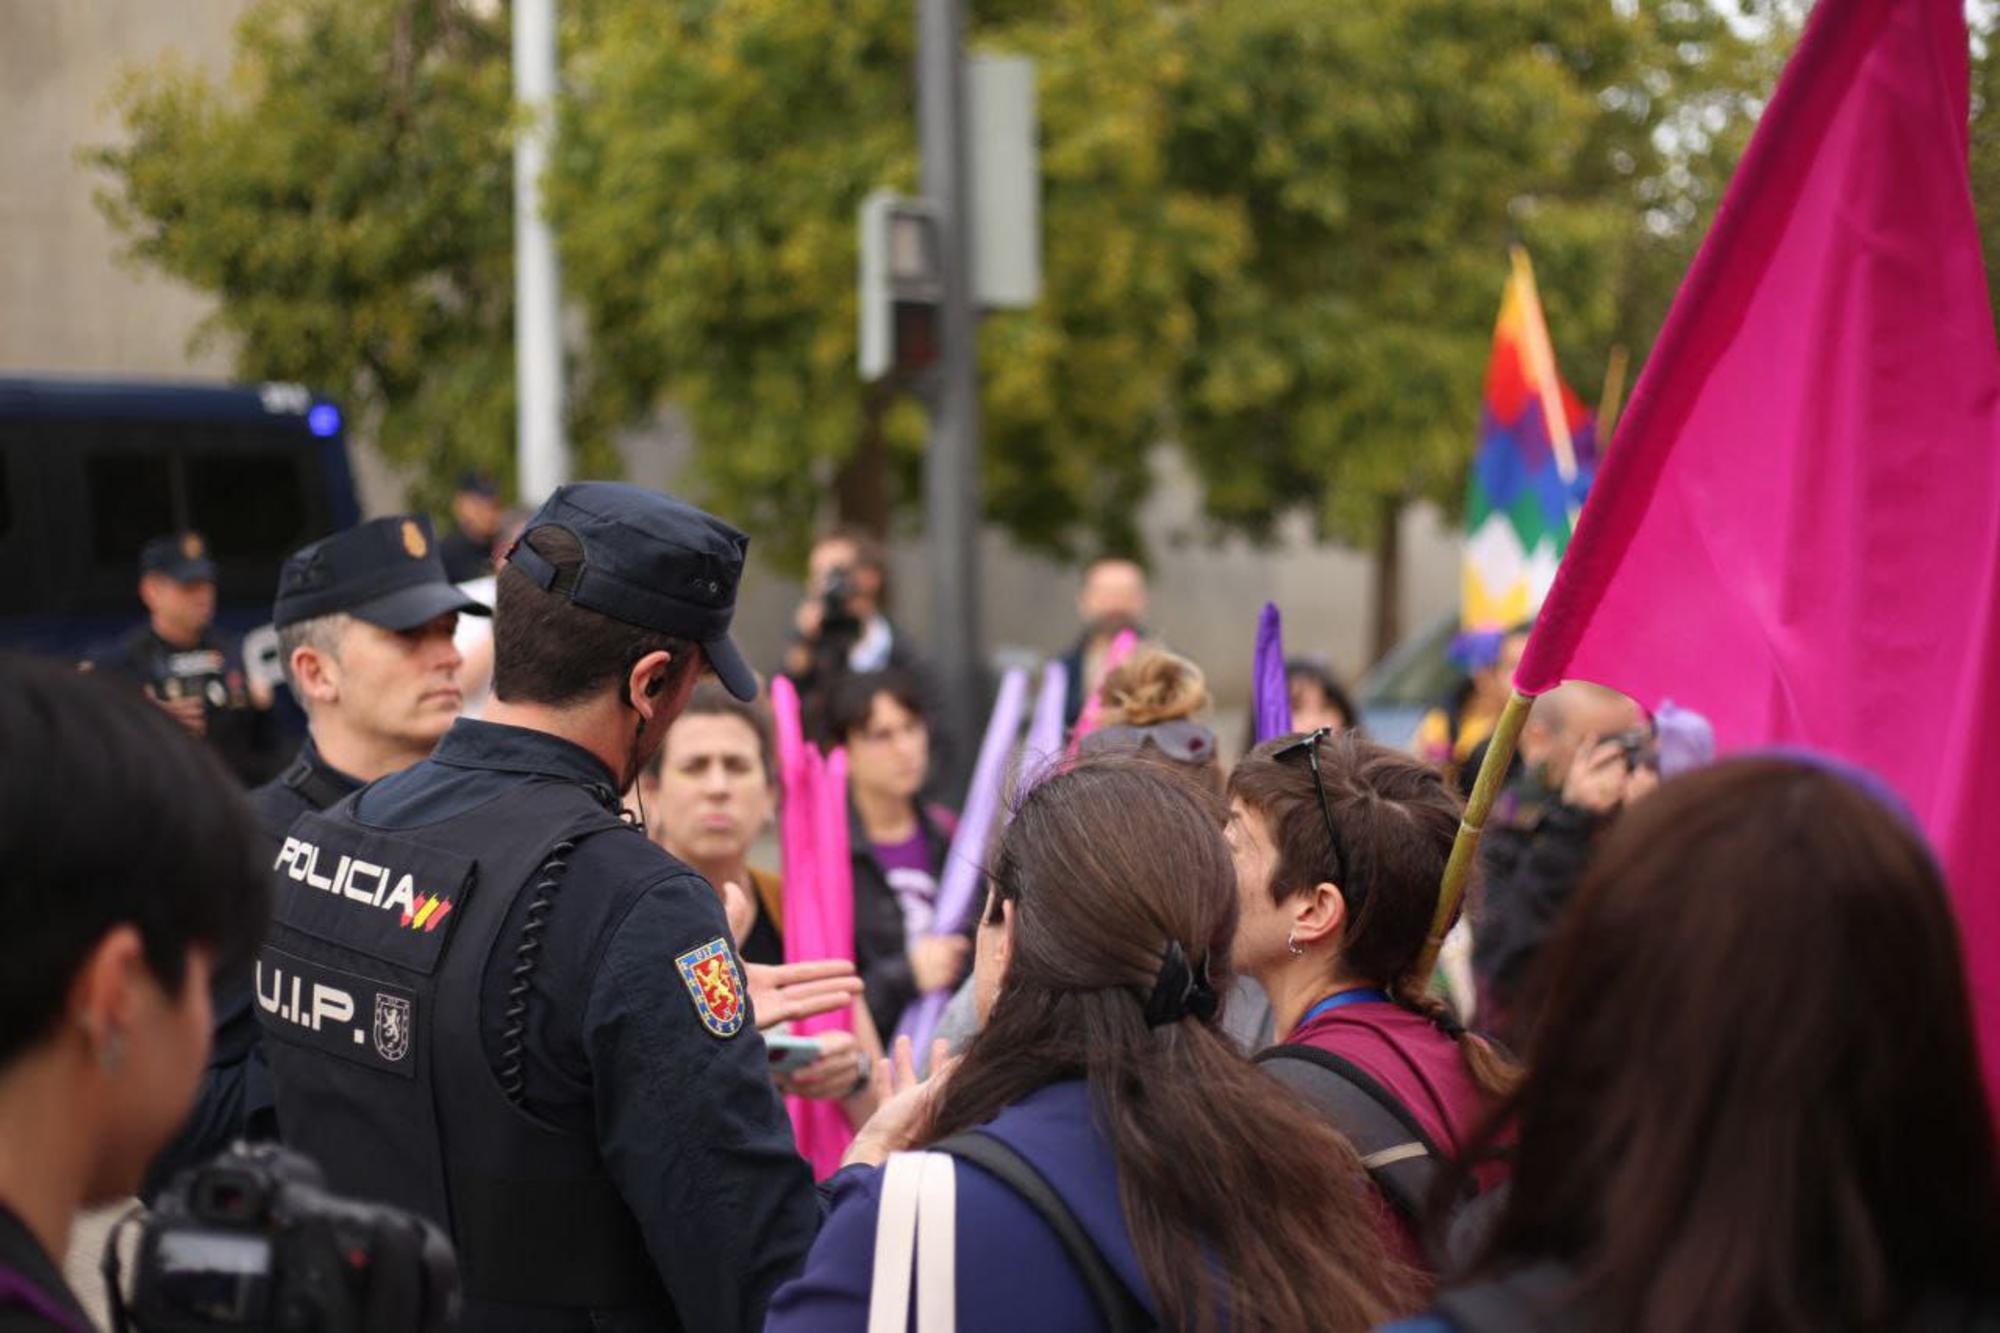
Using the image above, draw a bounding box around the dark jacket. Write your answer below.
[0,1205,89,1332]
[143,739,364,1200]
[1473,801,1604,1049]
[850,802,956,1040]
[81,623,282,786]
[767,1080,1164,1330]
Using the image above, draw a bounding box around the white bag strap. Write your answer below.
[868,1154,923,1333]
[868,1152,959,1333]
[914,1152,958,1333]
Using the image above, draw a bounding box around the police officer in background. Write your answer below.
[143,515,490,1197]
[258,483,856,1332]
[82,531,281,785]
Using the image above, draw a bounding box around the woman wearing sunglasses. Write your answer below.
[1228,729,1516,1277]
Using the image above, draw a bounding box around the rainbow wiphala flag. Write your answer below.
[1461,249,1598,648]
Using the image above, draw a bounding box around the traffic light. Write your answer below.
[858,191,943,384]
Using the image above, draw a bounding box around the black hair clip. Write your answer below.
[1143,940,1220,1028]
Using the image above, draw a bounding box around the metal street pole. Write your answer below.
[917,0,983,790]
[514,0,566,504]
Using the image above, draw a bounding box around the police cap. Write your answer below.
[140,532,218,583]
[507,482,757,702]
[273,515,490,631]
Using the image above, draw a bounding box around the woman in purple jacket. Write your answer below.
[769,754,1418,1332]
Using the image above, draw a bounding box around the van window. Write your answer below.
[186,450,310,564]
[86,449,176,568]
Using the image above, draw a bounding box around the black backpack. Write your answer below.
[1254,1044,1483,1245]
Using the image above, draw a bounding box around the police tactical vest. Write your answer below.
[257,778,671,1322]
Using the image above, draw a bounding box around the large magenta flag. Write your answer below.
[1515,0,2000,1098]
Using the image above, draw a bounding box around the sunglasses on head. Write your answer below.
[1078,720,1217,765]
[1273,727,1348,889]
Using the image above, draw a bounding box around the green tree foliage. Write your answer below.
[99,0,1788,564]
[90,0,558,509]
[1168,0,1779,549]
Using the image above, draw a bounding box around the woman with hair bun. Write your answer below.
[1079,646,1223,791]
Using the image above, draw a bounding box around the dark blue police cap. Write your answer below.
[140,532,218,583]
[273,515,490,632]
[507,482,757,702]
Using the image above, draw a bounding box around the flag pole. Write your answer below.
[1596,344,1630,447]
[1415,690,1535,985]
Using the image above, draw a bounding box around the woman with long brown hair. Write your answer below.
[1229,730,1517,1273]
[1396,757,2000,1332]
[768,755,1415,1332]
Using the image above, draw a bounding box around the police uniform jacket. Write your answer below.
[82,625,280,786]
[144,740,363,1200]
[258,718,819,1332]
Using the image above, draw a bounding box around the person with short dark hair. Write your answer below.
[769,756,1415,1330]
[636,684,885,1122]
[1395,758,2000,1332]
[143,514,491,1197]
[1229,730,1516,1274]
[778,528,937,750]
[438,470,505,582]
[824,669,967,1039]
[1058,555,1151,728]
[255,483,862,1332]
[0,655,267,1330]
[80,531,281,785]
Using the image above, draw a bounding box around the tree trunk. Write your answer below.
[834,384,892,537]
[1371,494,1404,664]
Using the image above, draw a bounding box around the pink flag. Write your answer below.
[768,677,856,1175]
[1515,0,2000,1099]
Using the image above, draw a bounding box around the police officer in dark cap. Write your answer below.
[257,483,860,1332]
[82,530,281,785]
[144,513,490,1198]
[250,512,490,839]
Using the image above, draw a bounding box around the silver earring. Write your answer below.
[99,1030,126,1073]
[1286,931,1304,956]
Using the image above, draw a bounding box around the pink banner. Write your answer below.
[1515,0,2000,1103]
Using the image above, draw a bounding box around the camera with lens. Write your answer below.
[109,1143,459,1333]
[1610,726,1660,773]
[818,565,865,647]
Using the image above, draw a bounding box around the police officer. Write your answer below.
[251,513,489,839]
[82,531,280,785]
[144,515,490,1198]
[258,483,848,1332]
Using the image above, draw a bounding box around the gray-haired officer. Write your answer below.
[257,483,854,1331]
[144,513,489,1197]
[251,513,489,838]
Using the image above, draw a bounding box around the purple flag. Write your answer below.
[898,667,1029,1052]
[1253,602,1292,743]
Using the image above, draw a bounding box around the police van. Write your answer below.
[0,375,361,668]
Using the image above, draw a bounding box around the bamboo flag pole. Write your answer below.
[1597,344,1631,448]
[1414,690,1535,984]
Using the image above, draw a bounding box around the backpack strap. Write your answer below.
[934,1131,1152,1333]
[1255,1043,1465,1229]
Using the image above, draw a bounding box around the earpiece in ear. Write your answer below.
[644,673,665,698]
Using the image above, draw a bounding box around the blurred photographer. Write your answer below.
[779,529,928,741]
[0,655,266,1330]
[1472,682,1655,1047]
